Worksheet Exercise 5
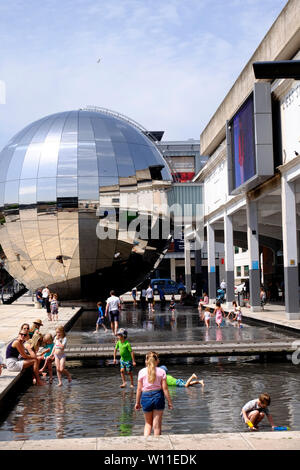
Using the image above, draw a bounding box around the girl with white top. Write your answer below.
[203,307,211,328]
[49,326,71,386]
[135,351,173,436]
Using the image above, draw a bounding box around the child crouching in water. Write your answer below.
[113,328,136,388]
[135,351,173,436]
[49,326,72,387]
[241,393,275,431]
[160,365,204,388]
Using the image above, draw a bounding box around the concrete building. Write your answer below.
[193,0,300,318]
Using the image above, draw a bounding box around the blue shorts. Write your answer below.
[120,359,133,372]
[176,379,187,387]
[141,389,165,412]
[97,317,104,325]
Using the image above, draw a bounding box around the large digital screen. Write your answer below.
[231,93,256,190]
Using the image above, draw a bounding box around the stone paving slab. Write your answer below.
[0,432,299,450]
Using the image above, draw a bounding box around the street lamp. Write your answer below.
[253,60,300,80]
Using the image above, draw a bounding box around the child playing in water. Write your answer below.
[234,306,243,328]
[226,300,238,320]
[213,301,225,328]
[169,298,176,312]
[113,328,136,388]
[241,393,275,431]
[39,333,55,383]
[49,326,72,387]
[94,301,107,333]
[204,307,211,328]
[160,365,204,388]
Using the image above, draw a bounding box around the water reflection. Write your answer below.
[1,363,300,440]
[67,306,295,347]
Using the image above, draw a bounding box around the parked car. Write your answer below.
[150,279,186,295]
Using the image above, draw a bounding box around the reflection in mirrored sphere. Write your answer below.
[0,108,172,299]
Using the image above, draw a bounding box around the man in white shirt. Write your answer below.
[42,286,50,309]
[105,290,121,335]
[146,285,154,312]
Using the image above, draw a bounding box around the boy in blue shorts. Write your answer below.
[94,301,107,333]
[160,365,204,388]
[113,328,136,388]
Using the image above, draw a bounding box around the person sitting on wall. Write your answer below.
[5,329,46,385]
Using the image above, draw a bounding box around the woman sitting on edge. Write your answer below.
[5,329,46,386]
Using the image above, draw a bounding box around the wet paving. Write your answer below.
[1,304,300,440]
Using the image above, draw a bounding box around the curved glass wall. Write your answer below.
[0,109,172,299]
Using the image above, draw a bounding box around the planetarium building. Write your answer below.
[0,108,173,299]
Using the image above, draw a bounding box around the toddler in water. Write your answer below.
[39,333,55,383]
[213,301,224,328]
[234,306,243,328]
[49,326,72,387]
[113,328,136,388]
[204,307,211,328]
[241,393,275,431]
[226,300,238,320]
[160,365,204,388]
[94,301,107,333]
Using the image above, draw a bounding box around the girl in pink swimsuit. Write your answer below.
[213,301,224,328]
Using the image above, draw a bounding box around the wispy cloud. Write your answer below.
[0,0,288,148]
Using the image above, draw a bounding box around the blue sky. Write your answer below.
[0,0,288,149]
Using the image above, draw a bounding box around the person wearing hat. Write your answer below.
[159,365,204,388]
[29,319,43,338]
[113,328,136,388]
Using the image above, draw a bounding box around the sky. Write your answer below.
[0,0,289,150]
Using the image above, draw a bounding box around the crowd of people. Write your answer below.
[4,319,71,387]
[0,283,279,437]
[35,286,60,322]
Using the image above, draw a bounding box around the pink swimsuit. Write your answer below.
[215,309,223,324]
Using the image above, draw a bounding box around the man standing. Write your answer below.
[42,286,50,309]
[105,290,121,336]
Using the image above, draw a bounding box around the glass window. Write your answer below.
[37,178,57,202]
[57,142,78,176]
[38,114,67,178]
[6,146,28,181]
[112,142,135,178]
[77,141,98,176]
[78,177,99,201]
[0,145,15,183]
[57,177,78,197]
[0,182,4,210]
[57,112,78,176]
[4,180,19,205]
[96,141,118,177]
[234,246,239,254]
[244,265,249,276]
[19,179,37,205]
[236,266,241,277]
[103,117,127,143]
[90,116,111,142]
[20,143,43,180]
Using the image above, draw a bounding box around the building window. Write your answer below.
[236,266,241,277]
[242,248,247,252]
[234,246,239,254]
[244,265,249,276]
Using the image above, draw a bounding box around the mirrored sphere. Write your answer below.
[0,109,172,299]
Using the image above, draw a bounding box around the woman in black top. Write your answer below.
[6,330,46,385]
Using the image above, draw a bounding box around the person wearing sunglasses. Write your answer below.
[5,330,46,386]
